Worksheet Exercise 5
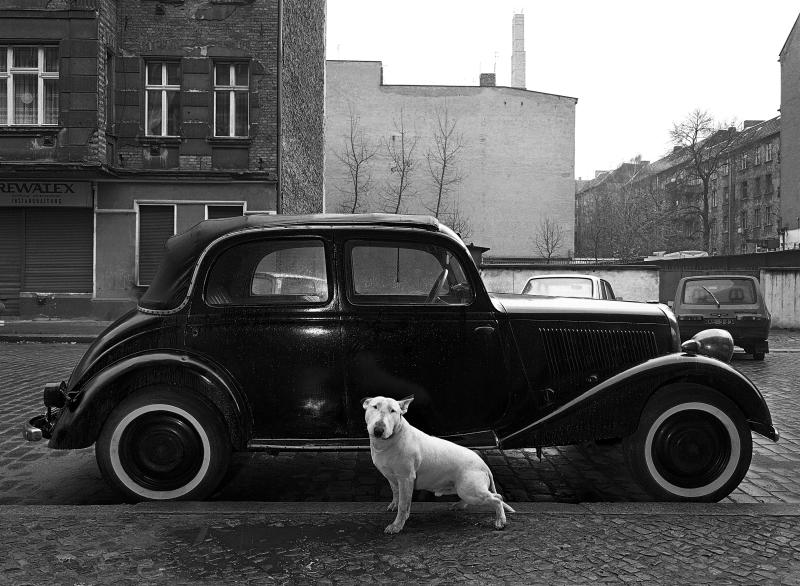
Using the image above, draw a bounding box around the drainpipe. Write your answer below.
[276,0,283,214]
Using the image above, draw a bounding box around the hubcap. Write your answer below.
[119,412,204,491]
[651,410,731,489]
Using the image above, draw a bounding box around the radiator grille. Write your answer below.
[539,327,660,392]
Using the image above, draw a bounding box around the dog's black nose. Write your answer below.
[373,425,384,438]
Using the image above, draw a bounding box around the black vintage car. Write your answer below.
[24,214,778,502]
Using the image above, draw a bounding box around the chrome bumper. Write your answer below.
[22,415,47,442]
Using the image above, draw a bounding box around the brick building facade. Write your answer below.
[780,13,800,248]
[0,0,325,318]
[575,118,781,259]
[325,60,577,259]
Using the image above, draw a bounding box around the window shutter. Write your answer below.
[24,209,92,292]
[138,205,174,286]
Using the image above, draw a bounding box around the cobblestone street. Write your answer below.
[1,340,799,505]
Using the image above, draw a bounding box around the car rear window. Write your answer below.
[523,277,594,298]
[682,279,757,305]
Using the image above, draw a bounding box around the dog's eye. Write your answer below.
[390,409,396,413]
[373,405,378,409]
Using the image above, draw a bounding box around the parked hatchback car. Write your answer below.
[24,214,777,503]
[673,275,771,360]
[522,274,619,300]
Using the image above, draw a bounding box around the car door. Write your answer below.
[338,231,508,444]
[186,231,345,440]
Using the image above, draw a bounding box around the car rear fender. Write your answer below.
[498,353,777,449]
[49,351,252,450]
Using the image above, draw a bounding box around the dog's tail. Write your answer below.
[487,470,515,513]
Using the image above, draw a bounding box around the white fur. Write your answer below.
[363,395,514,534]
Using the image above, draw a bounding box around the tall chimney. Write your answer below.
[511,13,526,89]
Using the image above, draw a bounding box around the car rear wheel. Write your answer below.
[623,384,752,502]
[96,387,231,502]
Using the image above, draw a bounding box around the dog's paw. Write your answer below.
[384,523,403,534]
[387,501,398,511]
[493,519,507,530]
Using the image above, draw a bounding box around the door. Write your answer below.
[339,234,508,443]
[186,233,344,439]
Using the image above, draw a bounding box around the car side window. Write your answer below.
[205,238,329,306]
[603,281,616,300]
[348,240,474,306]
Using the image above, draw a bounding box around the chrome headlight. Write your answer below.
[680,329,734,363]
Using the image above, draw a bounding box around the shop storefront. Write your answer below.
[0,180,93,316]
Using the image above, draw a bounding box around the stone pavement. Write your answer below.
[2,502,800,584]
[1,342,799,505]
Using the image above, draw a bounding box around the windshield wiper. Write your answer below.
[701,286,721,308]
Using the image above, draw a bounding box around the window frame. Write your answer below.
[203,236,331,308]
[213,62,249,138]
[1,45,59,126]
[144,60,180,137]
[345,239,475,307]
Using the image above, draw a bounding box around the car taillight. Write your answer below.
[676,314,703,321]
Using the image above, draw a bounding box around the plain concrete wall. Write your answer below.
[480,265,660,302]
[761,268,800,328]
[325,60,577,258]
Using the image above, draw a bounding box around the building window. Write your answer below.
[723,186,729,203]
[765,173,773,194]
[0,46,59,126]
[711,188,717,207]
[740,210,748,231]
[722,213,729,233]
[138,204,175,286]
[765,205,773,226]
[765,143,773,162]
[206,204,244,219]
[755,146,762,166]
[754,207,761,228]
[145,61,180,136]
[721,159,729,175]
[710,219,717,242]
[755,176,761,197]
[741,181,748,199]
[739,153,748,171]
[214,63,249,137]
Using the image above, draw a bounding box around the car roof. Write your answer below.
[679,275,758,282]
[527,274,601,280]
[139,213,447,312]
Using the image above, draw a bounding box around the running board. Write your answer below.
[246,430,499,452]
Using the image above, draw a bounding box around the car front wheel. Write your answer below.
[623,384,752,502]
[96,387,231,502]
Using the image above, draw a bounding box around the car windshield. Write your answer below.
[522,277,594,298]
[682,279,757,305]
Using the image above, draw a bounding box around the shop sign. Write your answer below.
[0,181,93,207]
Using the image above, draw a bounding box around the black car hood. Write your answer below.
[489,293,669,321]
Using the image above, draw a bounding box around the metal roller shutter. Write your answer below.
[0,209,25,314]
[23,209,93,292]
[138,205,175,286]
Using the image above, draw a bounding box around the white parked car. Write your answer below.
[522,274,619,300]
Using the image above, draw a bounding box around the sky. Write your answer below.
[326,0,799,181]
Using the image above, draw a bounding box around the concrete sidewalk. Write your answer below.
[3,502,799,584]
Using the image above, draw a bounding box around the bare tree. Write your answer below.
[443,198,472,241]
[425,105,465,219]
[382,109,418,214]
[335,106,378,214]
[534,217,565,262]
[669,109,737,252]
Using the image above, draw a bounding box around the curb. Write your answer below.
[2,502,799,517]
[0,334,98,343]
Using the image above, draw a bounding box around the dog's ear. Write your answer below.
[361,397,374,410]
[398,395,414,414]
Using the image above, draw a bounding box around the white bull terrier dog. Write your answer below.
[363,395,514,534]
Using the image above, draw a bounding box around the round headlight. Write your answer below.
[680,328,734,363]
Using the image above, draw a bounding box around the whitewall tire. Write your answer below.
[96,388,231,502]
[623,385,752,502]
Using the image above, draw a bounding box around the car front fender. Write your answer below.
[49,351,252,450]
[498,353,778,449]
